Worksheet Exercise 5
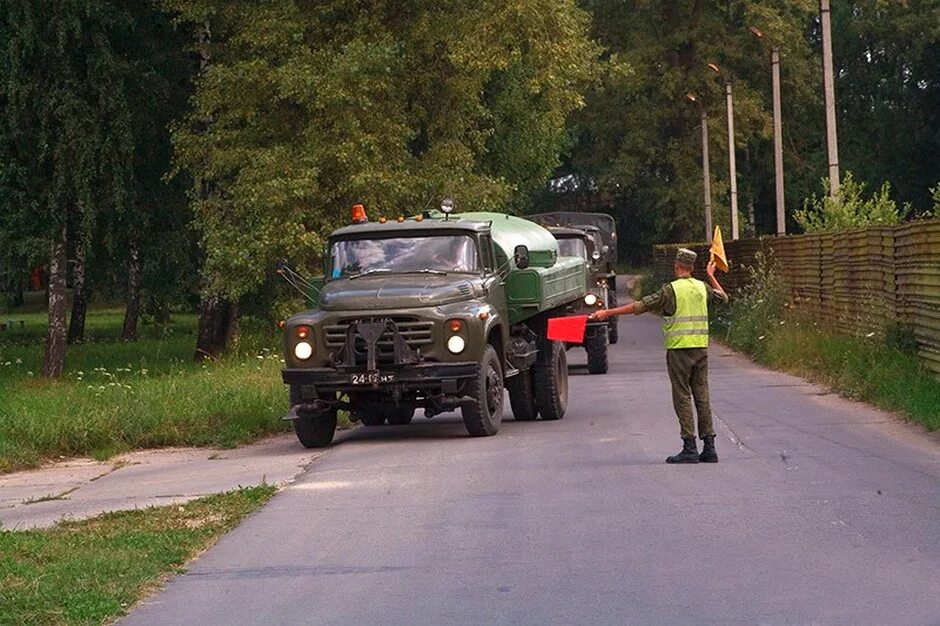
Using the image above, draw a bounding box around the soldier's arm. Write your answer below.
[591,284,671,320]
[706,262,728,303]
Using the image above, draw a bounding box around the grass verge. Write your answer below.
[0,309,353,473]
[0,485,276,625]
[714,253,940,431]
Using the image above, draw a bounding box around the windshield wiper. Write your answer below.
[347,268,392,280]
[400,269,448,275]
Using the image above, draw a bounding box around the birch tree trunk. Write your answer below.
[42,225,68,378]
[120,242,142,342]
[67,240,87,343]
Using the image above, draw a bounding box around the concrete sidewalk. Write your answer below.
[0,433,331,530]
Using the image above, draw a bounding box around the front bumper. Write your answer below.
[282,361,480,396]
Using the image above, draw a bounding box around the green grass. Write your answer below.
[756,323,938,429]
[715,311,940,431]
[0,309,299,473]
[0,485,276,625]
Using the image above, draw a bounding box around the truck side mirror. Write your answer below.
[514,245,530,269]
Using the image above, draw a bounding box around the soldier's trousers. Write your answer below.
[666,348,715,440]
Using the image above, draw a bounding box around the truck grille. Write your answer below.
[323,317,434,362]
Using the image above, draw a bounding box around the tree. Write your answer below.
[1,1,136,376]
[832,0,940,212]
[166,0,600,358]
[554,1,822,260]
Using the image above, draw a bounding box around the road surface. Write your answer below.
[124,299,940,625]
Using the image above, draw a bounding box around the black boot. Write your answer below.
[699,435,718,463]
[666,438,699,464]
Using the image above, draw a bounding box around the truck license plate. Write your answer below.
[351,372,395,385]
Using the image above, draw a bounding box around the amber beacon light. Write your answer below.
[351,204,368,223]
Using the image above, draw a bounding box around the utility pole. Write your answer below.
[820,0,840,197]
[772,47,786,235]
[687,92,713,243]
[724,81,739,240]
[701,109,713,243]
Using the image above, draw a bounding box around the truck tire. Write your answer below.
[607,289,620,345]
[534,340,568,421]
[506,369,538,421]
[292,410,338,448]
[289,385,337,447]
[585,326,609,375]
[461,345,504,436]
[385,406,415,425]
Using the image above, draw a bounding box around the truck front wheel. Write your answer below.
[461,345,503,436]
[292,410,338,448]
[585,326,610,375]
[506,369,538,421]
[534,341,568,420]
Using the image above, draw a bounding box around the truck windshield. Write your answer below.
[556,237,587,259]
[331,235,479,278]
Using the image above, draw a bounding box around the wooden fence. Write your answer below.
[652,219,940,378]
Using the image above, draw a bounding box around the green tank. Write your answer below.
[279,207,587,448]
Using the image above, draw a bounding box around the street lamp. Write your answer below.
[686,91,713,243]
[707,62,739,240]
[750,26,786,236]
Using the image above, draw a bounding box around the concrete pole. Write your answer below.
[702,109,713,244]
[820,0,841,196]
[725,81,739,240]
[772,47,786,235]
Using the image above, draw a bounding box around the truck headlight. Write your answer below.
[584,294,598,306]
[294,341,314,360]
[447,335,466,354]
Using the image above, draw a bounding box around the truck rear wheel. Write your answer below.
[534,340,568,420]
[585,326,609,375]
[506,369,538,421]
[607,289,620,344]
[461,345,503,436]
[292,410,338,448]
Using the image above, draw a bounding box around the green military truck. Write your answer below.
[528,211,620,344]
[542,225,610,374]
[280,206,588,448]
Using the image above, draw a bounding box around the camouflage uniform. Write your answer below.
[633,278,728,440]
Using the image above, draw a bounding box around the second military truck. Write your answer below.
[281,206,588,448]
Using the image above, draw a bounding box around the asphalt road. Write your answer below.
[124,304,940,625]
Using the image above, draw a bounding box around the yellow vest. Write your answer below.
[662,278,709,349]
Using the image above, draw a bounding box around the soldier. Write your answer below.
[591,248,728,464]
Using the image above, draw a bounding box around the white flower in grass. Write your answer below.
[27,371,33,376]
[865,332,875,338]
[15,358,22,364]
[758,335,766,341]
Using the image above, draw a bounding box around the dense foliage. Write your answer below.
[0,0,937,366]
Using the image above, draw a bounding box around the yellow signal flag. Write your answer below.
[709,225,729,273]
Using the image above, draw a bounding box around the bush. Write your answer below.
[717,250,787,358]
[795,172,909,232]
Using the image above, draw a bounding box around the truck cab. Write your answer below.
[527,211,620,344]
[281,208,587,448]
[546,226,611,374]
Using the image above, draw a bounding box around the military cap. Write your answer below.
[675,248,697,266]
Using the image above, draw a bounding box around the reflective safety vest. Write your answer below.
[662,278,709,349]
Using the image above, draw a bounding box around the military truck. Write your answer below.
[527,211,620,344]
[280,206,588,448]
[543,225,610,374]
